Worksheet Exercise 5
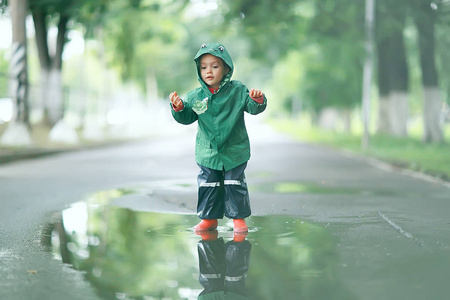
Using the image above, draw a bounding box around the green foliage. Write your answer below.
[0,51,8,97]
[298,1,365,113]
[0,0,6,13]
[99,0,193,95]
[221,0,365,113]
[222,0,305,63]
[302,40,364,112]
[270,51,304,113]
[29,0,79,19]
[77,0,109,38]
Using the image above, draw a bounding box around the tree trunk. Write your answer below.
[46,15,69,126]
[1,0,31,146]
[377,96,390,133]
[362,0,375,149]
[31,7,50,69]
[146,68,158,103]
[414,1,443,143]
[31,6,69,126]
[32,6,51,124]
[54,16,69,71]
[30,3,78,143]
[46,68,63,125]
[318,108,339,131]
[388,91,409,136]
[341,108,352,133]
[375,0,409,137]
[423,87,443,143]
[387,20,409,137]
[377,1,409,137]
[376,30,390,134]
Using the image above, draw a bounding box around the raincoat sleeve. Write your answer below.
[170,100,198,125]
[244,87,267,115]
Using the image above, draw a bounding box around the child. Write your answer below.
[169,43,267,233]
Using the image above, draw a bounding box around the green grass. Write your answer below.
[270,118,450,181]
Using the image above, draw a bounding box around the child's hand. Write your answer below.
[249,89,264,104]
[170,91,184,110]
[249,89,263,99]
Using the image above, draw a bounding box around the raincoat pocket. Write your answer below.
[196,134,211,148]
[226,130,248,146]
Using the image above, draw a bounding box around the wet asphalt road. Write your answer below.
[1,119,450,300]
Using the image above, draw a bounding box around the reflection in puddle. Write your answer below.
[42,189,354,299]
[197,232,251,299]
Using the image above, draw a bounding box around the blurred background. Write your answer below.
[0,0,449,177]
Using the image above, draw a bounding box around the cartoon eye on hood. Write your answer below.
[194,43,233,73]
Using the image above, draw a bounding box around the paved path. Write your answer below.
[0,117,449,300]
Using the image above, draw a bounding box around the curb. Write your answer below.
[0,148,73,165]
[338,148,450,189]
[0,139,139,166]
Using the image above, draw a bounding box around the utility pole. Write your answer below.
[1,0,31,146]
[362,0,375,150]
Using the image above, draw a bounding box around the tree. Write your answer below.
[436,1,450,111]
[412,0,443,143]
[375,23,391,134]
[375,0,410,137]
[29,0,79,126]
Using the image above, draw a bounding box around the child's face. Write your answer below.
[199,54,228,89]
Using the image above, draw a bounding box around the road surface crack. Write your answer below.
[378,211,432,253]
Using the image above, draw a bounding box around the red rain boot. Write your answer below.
[233,231,248,242]
[196,229,219,241]
[194,219,218,231]
[233,219,248,233]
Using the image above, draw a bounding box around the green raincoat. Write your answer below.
[171,43,267,171]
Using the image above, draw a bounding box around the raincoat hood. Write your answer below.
[194,43,234,94]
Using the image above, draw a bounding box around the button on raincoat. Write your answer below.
[171,43,267,171]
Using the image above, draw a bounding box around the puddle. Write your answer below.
[41,189,353,300]
[111,178,411,199]
[250,182,360,195]
[249,181,418,197]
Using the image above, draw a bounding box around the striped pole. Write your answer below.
[10,42,28,122]
[9,0,29,124]
[1,0,31,146]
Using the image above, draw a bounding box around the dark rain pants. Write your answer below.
[197,238,251,300]
[197,162,251,220]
